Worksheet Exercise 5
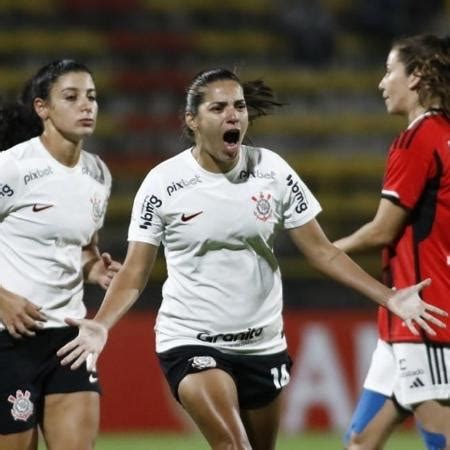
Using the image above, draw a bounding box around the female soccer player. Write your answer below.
[0,59,121,450]
[334,34,450,450]
[59,67,446,450]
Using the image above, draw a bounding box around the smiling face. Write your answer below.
[186,79,249,173]
[34,71,98,144]
[378,48,422,120]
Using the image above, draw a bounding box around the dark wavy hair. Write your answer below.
[393,34,450,117]
[183,68,283,142]
[0,59,93,150]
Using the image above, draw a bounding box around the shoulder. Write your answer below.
[243,145,291,170]
[0,138,35,176]
[80,150,112,187]
[142,149,192,182]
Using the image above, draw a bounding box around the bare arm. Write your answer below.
[94,241,158,329]
[58,241,158,369]
[288,219,446,334]
[82,232,122,289]
[334,198,408,253]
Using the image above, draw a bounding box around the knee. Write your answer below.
[345,432,380,450]
[211,436,252,450]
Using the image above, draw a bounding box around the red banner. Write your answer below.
[99,310,378,431]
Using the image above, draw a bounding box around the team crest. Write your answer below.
[8,389,34,422]
[189,356,217,370]
[90,194,106,223]
[252,192,273,222]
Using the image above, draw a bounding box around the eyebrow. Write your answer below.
[61,87,96,93]
[210,99,245,106]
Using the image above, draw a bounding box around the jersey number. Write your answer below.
[270,364,290,389]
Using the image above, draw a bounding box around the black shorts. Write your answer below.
[0,327,101,434]
[157,345,292,409]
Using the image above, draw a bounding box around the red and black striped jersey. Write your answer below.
[378,111,450,343]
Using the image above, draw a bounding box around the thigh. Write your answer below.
[414,400,450,448]
[240,394,283,450]
[178,369,251,450]
[345,389,407,450]
[41,392,100,450]
[0,429,38,450]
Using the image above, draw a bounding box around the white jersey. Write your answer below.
[128,145,321,354]
[0,137,111,328]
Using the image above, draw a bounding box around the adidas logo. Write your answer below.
[409,377,425,388]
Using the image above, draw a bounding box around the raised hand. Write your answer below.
[386,279,447,336]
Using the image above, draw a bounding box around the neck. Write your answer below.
[40,132,82,167]
[192,146,239,173]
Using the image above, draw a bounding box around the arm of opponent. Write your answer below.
[333,198,407,253]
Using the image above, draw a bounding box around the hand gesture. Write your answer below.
[57,318,108,370]
[386,279,447,336]
[0,289,47,338]
[89,253,122,290]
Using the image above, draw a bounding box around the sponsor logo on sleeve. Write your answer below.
[286,174,308,213]
[0,183,14,197]
[166,175,202,196]
[24,166,53,185]
[139,194,162,229]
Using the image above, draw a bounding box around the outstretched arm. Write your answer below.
[58,241,158,370]
[288,219,446,335]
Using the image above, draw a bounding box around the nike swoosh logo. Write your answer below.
[181,211,203,222]
[89,373,98,383]
[32,204,54,212]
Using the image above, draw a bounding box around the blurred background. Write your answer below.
[2,0,448,443]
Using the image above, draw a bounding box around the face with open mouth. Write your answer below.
[187,79,249,173]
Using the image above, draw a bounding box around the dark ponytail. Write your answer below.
[0,59,92,150]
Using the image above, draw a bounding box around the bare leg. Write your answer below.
[240,394,283,450]
[178,369,251,450]
[40,392,99,450]
[347,398,407,450]
[414,400,450,450]
[0,429,38,450]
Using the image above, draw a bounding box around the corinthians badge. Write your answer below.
[8,389,34,422]
[252,192,273,222]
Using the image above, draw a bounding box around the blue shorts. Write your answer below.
[0,328,101,434]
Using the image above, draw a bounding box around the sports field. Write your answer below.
[39,431,422,449]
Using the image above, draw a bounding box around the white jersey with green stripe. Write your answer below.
[0,137,111,328]
[128,145,321,354]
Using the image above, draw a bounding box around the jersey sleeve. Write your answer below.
[95,156,113,231]
[280,160,322,229]
[382,132,434,209]
[127,170,165,246]
[0,153,21,218]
